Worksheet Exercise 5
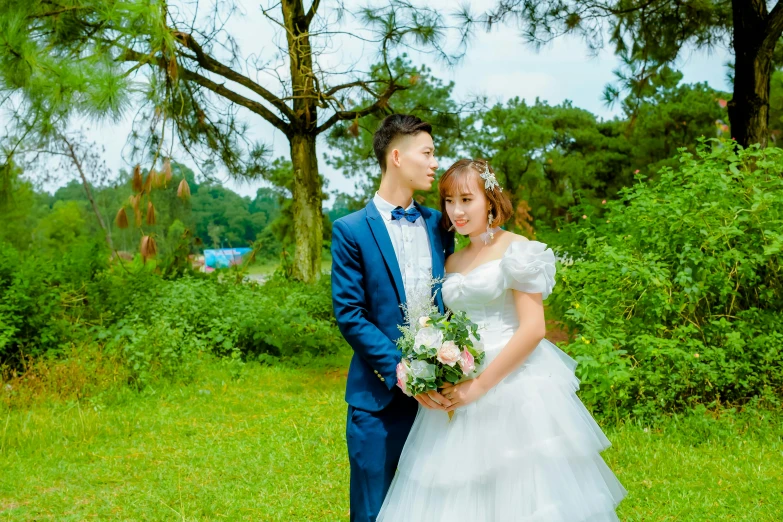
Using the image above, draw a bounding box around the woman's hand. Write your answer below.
[440,379,489,412]
[413,390,452,410]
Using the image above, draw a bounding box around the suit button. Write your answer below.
[373,370,379,375]
[380,377,385,382]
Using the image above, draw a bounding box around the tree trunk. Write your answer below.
[283,0,322,282]
[290,133,322,282]
[729,0,776,147]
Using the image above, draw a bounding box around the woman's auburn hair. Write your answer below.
[438,158,513,230]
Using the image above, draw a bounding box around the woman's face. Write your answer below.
[443,171,490,238]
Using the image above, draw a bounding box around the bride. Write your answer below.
[377,159,626,521]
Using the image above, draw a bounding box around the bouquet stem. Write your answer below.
[448,411,454,421]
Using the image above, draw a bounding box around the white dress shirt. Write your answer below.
[372,192,433,308]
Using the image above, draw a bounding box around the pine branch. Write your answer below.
[59,133,114,250]
[120,48,292,136]
[324,80,383,97]
[305,0,321,26]
[171,31,297,122]
[315,83,406,134]
[763,0,783,52]
[180,69,293,137]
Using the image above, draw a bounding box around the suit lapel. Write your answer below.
[366,201,406,308]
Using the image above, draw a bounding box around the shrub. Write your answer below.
[102,314,203,386]
[545,141,783,419]
[95,269,346,381]
[0,243,79,364]
[2,236,345,386]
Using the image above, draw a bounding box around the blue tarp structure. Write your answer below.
[203,248,252,269]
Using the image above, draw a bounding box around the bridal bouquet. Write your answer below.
[395,290,485,401]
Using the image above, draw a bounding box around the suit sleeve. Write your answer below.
[331,220,400,390]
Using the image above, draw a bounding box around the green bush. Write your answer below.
[545,141,783,419]
[0,241,108,364]
[101,314,203,385]
[93,268,346,384]
[1,237,344,384]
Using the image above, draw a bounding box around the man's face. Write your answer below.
[390,132,438,191]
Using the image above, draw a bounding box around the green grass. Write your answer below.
[244,259,280,276]
[1,361,781,520]
[245,252,333,277]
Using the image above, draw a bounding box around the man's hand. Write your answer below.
[413,389,452,410]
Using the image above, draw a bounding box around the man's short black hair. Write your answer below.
[373,114,432,172]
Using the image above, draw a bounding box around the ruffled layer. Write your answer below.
[378,340,626,522]
[500,240,557,299]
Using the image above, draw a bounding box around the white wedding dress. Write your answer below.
[378,240,627,521]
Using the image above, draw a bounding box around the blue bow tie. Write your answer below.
[391,206,421,223]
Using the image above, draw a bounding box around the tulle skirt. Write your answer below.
[377,338,627,522]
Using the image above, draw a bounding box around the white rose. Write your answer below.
[418,316,432,328]
[409,360,437,382]
[436,341,461,367]
[413,327,443,355]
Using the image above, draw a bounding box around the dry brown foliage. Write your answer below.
[177,179,191,200]
[115,207,129,229]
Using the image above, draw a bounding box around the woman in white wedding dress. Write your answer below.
[378,159,626,521]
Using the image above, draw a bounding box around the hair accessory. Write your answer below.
[473,162,503,192]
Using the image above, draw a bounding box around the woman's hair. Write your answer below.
[438,158,513,230]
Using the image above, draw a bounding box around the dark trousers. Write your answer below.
[346,392,418,522]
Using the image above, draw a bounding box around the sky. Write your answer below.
[52,0,733,205]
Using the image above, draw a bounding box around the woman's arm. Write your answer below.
[442,290,546,411]
[476,290,546,390]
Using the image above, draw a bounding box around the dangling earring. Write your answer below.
[481,211,495,245]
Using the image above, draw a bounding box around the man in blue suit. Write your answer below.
[331,114,455,521]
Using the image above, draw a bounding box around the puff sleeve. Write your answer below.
[499,240,557,299]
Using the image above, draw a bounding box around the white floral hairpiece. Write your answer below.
[474,162,503,192]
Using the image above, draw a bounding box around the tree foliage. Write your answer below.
[328,65,728,234]
[467,0,783,147]
[325,58,467,205]
[1,0,460,281]
[2,160,287,262]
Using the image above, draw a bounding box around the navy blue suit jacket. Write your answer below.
[331,200,455,412]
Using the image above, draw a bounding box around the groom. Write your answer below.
[331,114,455,521]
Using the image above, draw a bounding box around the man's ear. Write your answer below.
[390,148,402,168]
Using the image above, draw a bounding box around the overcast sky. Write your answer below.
[53,0,732,204]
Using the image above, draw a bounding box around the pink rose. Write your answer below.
[437,341,461,367]
[396,361,411,396]
[459,350,475,375]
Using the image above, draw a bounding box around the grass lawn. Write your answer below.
[1,360,781,520]
[245,253,333,277]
